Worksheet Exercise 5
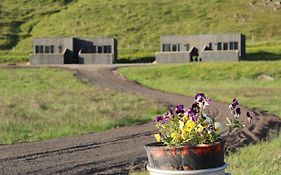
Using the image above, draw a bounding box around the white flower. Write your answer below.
[179,120,185,129]
[205,116,212,123]
[215,122,223,132]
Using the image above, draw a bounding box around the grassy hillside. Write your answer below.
[1,0,281,62]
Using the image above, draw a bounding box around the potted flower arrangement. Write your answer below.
[145,93,251,175]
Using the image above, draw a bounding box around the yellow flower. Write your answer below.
[154,134,161,142]
[181,130,187,140]
[196,124,204,132]
[184,120,195,132]
[171,132,180,141]
[182,114,188,122]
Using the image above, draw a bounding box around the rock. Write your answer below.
[258,74,275,81]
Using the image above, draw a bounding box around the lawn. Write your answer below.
[118,62,281,175]
[0,67,163,144]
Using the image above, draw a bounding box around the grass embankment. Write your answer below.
[1,0,281,62]
[118,62,281,175]
[0,67,163,144]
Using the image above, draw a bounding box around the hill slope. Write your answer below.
[1,0,281,62]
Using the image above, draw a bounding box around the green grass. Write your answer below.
[0,67,163,144]
[226,138,281,174]
[118,62,281,117]
[118,62,281,175]
[1,0,281,62]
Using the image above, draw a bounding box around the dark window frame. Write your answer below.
[103,45,112,53]
[39,46,44,53]
[208,43,212,50]
[234,42,238,50]
[162,44,171,52]
[229,42,234,50]
[58,46,62,53]
[50,45,54,53]
[45,46,50,53]
[172,44,178,52]
[223,43,228,50]
[217,42,222,50]
[185,43,190,51]
[35,46,40,53]
[97,46,103,53]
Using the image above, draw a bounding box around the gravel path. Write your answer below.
[0,64,280,175]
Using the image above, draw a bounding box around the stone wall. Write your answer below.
[156,52,190,63]
[29,54,64,64]
[202,51,239,62]
[78,53,114,64]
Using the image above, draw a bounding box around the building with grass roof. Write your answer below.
[156,33,246,63]
[29,37,117,64]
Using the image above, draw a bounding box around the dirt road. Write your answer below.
[0,64,280,175]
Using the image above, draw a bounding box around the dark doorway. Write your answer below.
[190,47,199,62]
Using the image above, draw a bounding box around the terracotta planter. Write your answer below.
[144,141,224,171]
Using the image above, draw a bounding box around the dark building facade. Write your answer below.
[156,33,246,63]
[29,37,117,64]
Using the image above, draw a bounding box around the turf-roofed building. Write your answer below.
[156,33,246,63]
[29,37,117,64]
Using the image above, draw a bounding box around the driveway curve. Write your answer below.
[0,64,280,175]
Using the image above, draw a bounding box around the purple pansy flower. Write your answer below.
[195,93,206,103]
[168,108,174,115]
[163,112,170,122]
[204,98,211,108]
[235,107,241,115]
[191,103,200,113]
[232,99,239,106]
[154,115,163,123]
[175,104,185,114]
[229,98,239,110]
[188,108,198,122]
[246,111,253,122]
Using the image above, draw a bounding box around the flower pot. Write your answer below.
[144,141,224,171]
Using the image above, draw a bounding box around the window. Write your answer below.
[93,46,96,53]
[50,45,54,53]
[97,46,103,53]
[229,42,238,50]
[234,42,238,50]
[229,42,234,50]
[185,44,190,51]
[103,46,112,53]
[223,43,228,50]
[35,46,40,53]
[58,46,62,53]
[172,44,178,52]
[39,46,44,53]
[208,43,212,50]
[217,42,222,50]
[45,46,50,53]
[162,44,171,52]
